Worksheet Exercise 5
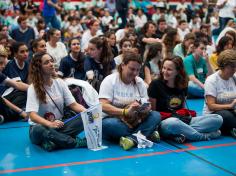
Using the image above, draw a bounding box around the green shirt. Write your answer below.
[184,54,208,83]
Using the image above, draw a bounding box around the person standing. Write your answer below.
[213,0,236,36]
[115,0,129,29]
[43,0,61,30]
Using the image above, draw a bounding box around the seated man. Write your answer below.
[184,40,209,98]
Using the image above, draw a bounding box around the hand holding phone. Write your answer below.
[137,102,150,112]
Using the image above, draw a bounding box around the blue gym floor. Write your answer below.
[0,99,236,176]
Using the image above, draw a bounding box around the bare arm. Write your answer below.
[142,37,162,44]
[100,98,123,117]
[100,98,141,117]
[217,0,228,9]
[69,102,86,113]
[46,0,61,11]
[5,79,29,91]
[144,66,152,86]
[29,111,64,128]
[205,95,236,111]
[189,75,205,89]
[2,98,28,119]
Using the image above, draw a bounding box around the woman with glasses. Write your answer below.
[203,49,236,138]
[58,37,85,80]
[184,40,209,98]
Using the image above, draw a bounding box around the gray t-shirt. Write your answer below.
[203,71,236,114]
[26,78,75,125]
[99,72,148,108]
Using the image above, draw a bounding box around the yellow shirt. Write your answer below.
[209,53,218,71]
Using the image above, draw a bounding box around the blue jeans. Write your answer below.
[160,114,223,141]
[44,15,61,30]
[102,111,161,142]
[188,81,204,98]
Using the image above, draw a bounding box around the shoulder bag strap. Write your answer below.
[44,87,64,116]
[232,76,236,86]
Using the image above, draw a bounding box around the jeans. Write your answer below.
[213,110,236,134]
[44,15,61,30]
[117,9,128,29]
[160,114,223,141]
[29,116,84,149]
[102,111,161,143]
[188,81,204,98]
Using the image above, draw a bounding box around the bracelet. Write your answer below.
[122,109,126,116]
[123,109,129,116]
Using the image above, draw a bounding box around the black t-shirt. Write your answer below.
[59,53,86,80]
[84,56,115,81]
[156,28,166,39]
[148,79,187,112]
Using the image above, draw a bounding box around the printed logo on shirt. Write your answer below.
[44,112,56,122]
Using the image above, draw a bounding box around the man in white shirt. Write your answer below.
[213,0,236,35]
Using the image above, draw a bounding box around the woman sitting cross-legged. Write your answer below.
[26,52,87,152]
[99,50,161,150]
[148,56,223,143]
[203,49,236,138]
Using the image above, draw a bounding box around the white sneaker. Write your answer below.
[0,115,4,124]
[205,130,221,140]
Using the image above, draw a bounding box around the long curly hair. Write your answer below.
[29,52,51,103]
[159,56,188,89]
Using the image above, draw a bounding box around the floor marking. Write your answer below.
[1,141,236,174]
[167,141,236,176]
[183,143,197,149]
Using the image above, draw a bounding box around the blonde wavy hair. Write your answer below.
[217,49,236,69]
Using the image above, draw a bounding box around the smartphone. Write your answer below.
[138,102,150,112]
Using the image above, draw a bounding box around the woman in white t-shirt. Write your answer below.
[114,38,132,66]
[46,28,68,69]
[26,52,87,151]
[99,50,161,150]
[204,49,236,138]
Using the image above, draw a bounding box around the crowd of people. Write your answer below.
[0,0,236,151]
